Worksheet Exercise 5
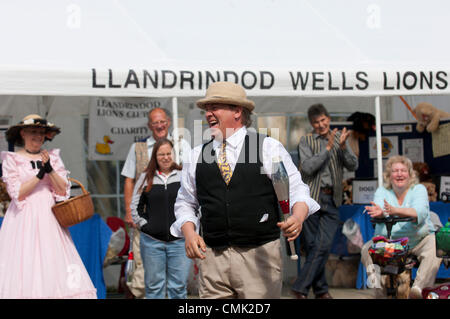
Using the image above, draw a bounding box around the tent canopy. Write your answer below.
[1,0,450,97]
[1,0,450,187]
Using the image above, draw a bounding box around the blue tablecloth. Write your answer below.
[334,203,450,289]
[0,213,112,299]
[68,214,112,299]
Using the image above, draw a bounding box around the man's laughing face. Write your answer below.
[204,103,242,140]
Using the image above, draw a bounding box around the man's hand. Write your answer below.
[277,202,308,241]
[339,127,350,149]
[277,215,302,242]
[326,128,338,151]
[182,222,206,260]
[124,210,137,228]
[124,177,136,228]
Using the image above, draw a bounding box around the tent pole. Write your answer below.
[116,160,121,217]
[375,96,383,186]
[172,97,180,164]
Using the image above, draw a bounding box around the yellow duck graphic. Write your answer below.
[96,135,114,155]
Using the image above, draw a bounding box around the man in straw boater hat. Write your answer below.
[170,81,319,298]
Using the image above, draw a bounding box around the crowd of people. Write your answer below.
[0,81,444,299]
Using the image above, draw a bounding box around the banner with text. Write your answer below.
[3,67,450,97]
[88,68,450,97]
[88,97,171,161]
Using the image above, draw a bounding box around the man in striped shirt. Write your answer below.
[291,103,358,299]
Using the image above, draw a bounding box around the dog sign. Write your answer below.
[352,180,378,204]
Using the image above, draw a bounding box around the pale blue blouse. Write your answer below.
[373,184,435,248]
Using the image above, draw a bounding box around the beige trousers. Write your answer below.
[198,239,282,299]
[361,233,442,293]
[126,230,146,298]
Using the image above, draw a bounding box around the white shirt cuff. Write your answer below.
[170,215,200,238]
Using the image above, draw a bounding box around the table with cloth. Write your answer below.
[329,202,450,289]
[0,213,112,299]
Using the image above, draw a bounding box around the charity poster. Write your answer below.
[402,138,424,163]
[432,122,450,158]
[88,97,171,161]
[369,136,399,159]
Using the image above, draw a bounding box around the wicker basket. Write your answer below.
[52,178,94,228]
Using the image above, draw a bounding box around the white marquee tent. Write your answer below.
[1,0,450,186]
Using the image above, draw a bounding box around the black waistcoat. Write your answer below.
[195,132,280,248]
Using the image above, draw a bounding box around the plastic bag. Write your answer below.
[103,227,126,267]
[342,218,364,254]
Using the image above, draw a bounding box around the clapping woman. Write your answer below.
[0,114,97,299]
[361,155,442,299]
[130,138,192,299]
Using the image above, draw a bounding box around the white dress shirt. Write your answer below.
[170,126,320,238]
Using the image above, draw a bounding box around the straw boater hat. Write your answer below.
[5,114,61,146]
[196,81,255,112]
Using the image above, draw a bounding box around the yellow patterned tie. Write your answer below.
[217,141,232,184]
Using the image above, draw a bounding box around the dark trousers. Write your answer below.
[292,192,340,296]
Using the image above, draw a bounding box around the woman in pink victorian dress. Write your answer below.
[0,114,97,299]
